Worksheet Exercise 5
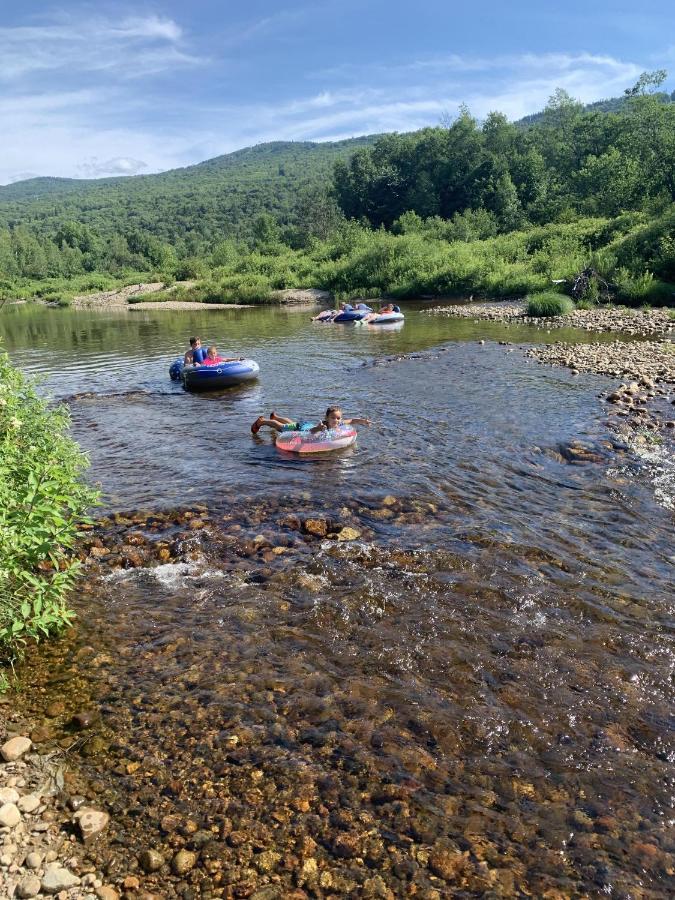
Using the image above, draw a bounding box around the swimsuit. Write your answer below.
[281,422,313,432]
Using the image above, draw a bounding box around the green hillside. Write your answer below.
[0,137,379,251]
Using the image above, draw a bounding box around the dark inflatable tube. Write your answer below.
[333,304,373,323]
[169,359,260,391]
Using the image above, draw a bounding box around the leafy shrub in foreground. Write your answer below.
[0,349,98,658]
[526,292,574,317]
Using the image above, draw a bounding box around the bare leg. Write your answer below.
[270,412,294,424]
[251,416,284,434]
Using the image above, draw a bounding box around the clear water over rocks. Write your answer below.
[2,302,673,897]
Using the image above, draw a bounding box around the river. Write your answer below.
[2,302,673,897]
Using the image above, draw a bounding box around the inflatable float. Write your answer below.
[275,425,357,454]
[362,311,404,325]
[333,303,373,323]
[169,359,260,391]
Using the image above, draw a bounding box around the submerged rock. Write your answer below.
[171,848,198,875]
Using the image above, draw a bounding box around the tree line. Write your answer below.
[0,75,673,303]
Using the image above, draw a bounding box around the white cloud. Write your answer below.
[0,14,196,80]
[200,51,644,145]
[77,157,148,178]
[0,44,658,185]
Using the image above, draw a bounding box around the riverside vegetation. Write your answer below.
[0,73,674,309]
[0,347,97,661]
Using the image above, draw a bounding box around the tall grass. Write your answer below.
[526,292,574,317]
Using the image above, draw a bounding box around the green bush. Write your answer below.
[0,349,98,658]
[526,291,574,317]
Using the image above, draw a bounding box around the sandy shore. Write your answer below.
[71,283,168,309]
[70,285,331,311]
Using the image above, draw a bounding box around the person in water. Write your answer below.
[200,346,244,366]
[184,336,207,366]
[251,406,372,435]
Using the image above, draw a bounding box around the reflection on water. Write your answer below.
[2,303,674,895]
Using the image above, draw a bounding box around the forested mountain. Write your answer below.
[0,137,378,250]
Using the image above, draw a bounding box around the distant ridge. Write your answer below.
[0,136,381,244]
[0,137,379,201]
[516,89,675,127]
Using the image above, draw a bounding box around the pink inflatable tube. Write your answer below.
[275,425,357,454]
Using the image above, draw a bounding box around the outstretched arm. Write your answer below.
[344,416,372,426]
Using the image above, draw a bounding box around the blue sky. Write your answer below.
[1,0,674,184]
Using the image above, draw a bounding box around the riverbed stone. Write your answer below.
[16,874,42,898]
[41,863,81,893]
[171,849,198,874]
[25,850,43,869]
[71,708,99,730]
[96,888,120,900]
[139,848,164,872]
[0,802,21,827]
[73,806,110,843]
[428,845,466,881]
[0,736,32,762]
[29,725,53,744]
[18,793,41,814]
[336,527,361,541]
[0,787,20,804]
[303,518,328,537]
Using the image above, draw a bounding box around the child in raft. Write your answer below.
[184,336,207,365]
[251,406,372,434]
[200,346,244,366]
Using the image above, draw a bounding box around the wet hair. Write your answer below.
[189,336,200,347]
[325,406,343,420]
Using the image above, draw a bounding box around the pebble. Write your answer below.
[41,863,81,893]
[0,803,21,827]
[171,849,197,875]
[18,794,41,814]
[336,527,361,541]
[96,888,120,900]
[16,874,42,898]
[0,736,32,762]
[138,848,164,872]
[0,788,20,804]
[73,807,110,843]
[25,850,42,868]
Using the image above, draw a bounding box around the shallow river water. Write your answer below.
[2,302,674,898]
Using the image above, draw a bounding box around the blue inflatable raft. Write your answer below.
[333,303,373,323]
[169,359,260,391]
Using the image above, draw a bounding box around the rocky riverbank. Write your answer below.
[128,302,254,311]
[426,301,675,337]
[525,340,675,439]
[0,723,117,899]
